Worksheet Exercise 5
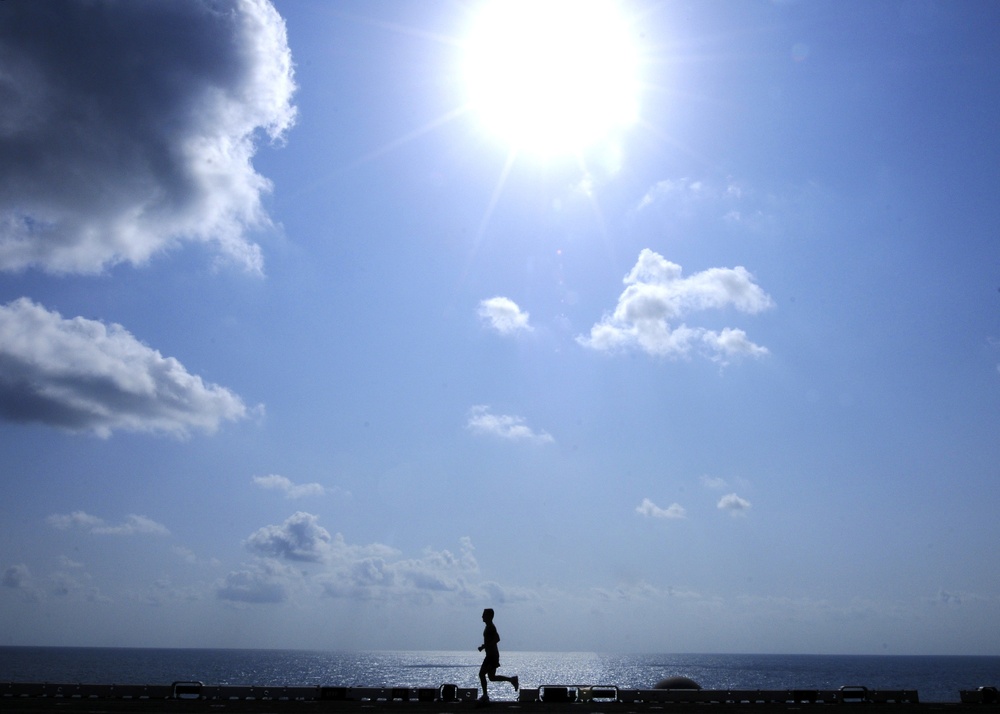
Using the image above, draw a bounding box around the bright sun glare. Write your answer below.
[464,0,640,156]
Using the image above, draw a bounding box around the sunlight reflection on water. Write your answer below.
[0,648,997,703]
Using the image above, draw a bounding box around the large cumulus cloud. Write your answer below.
[0,298,253,436]
[245,511,334,563]
[0,0,295,274]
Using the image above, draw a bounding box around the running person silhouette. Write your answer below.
[478,608,518,702]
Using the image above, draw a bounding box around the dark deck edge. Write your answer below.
[1,683,997,714]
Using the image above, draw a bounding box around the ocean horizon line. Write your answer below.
[2,646,998,658]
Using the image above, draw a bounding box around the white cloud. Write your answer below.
[232,512,490,606]
[593,580,700,603]
[635,177,778,230]
[990,338,1000,375]
[478,296,533,335]
[252,474,326,499]
[245,511,332,562]
[717,492,752,515]
[634,176,795,250]
[2,564,32,589]
[578,249,773,363]
[637,178,711,210]
[172,546,220,568]
[47,511,170,536]
[701,475,729,490]
[636,498,686,519]
[466,405,554,444]
[46,512,103,531]
[49,569,110,602]
[216,559,297,604]
[132,576,204,607]
[319,536,481,603]
[0,0,295,274]
[3,562,104,603]
[98,515,171,536]
[0,298,254,436]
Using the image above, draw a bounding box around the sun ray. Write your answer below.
[451,146,520,292]
[284,104,471,205]
[569,152,622,274]
[321,7,465,48]
[462,147,520,280]
[350,106,471,169]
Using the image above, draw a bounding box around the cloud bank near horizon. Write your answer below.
[0,0,296,274]
[224,512,501,605]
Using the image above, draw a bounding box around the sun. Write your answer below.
[463,0,640,157]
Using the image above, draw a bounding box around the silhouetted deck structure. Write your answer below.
[1,681,997,714]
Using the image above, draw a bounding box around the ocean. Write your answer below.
[0,649,997,704]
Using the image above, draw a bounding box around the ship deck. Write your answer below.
[1,683,997,714]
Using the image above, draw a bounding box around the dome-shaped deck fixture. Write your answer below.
[655,676,702,690]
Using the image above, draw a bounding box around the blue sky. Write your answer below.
[1,0,999,655]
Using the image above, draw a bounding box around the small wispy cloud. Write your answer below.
[634,176,779,235]
[49,567,110,602]
[577,249,773,364]
[932,588,991,607]
[989,338,1000,375]
[2,564,32,590]
[701,475,729,490]
[252,474,326,499]
[466,405,553,444]
[937,589,963,606]
[717,493,752,515]
[47,511,170,536]
[478,297,533,335]
[636,498,686,519]
[173,546,221,568]
[637,177,709,211]
[636,177,749,212]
